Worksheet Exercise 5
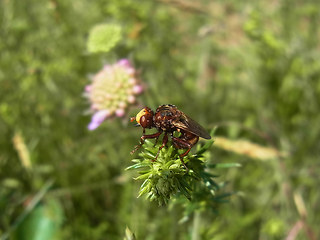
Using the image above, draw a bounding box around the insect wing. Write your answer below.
[173,113,211,139]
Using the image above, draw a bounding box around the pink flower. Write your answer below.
[85,59,144,130]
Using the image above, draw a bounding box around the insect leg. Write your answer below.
[130,130,162,154]
[171,136,197,169]
[171,136,192,149]
[153,134,161,147]
[154,133,168,161]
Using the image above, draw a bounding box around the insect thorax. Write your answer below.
[154,105,181,132]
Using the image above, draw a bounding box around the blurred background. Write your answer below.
[1,0,320,239]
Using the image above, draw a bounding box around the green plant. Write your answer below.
[127,135,239,211]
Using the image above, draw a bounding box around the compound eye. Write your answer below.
[140,115,150,128]
[140,115,146,128]
[135,107,154,128]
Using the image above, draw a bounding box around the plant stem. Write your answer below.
[191,211,201,240]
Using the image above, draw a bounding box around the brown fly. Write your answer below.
[130,104,211,168]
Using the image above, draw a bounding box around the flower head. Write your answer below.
[85,59,144,130]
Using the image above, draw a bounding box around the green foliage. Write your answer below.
[127,138,229,207]
[87,24,122,53]
[13,199,63,240]
[128,140,190,204]
[1,0,320,239]
[123,227,136,240]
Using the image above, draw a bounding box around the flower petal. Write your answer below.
[87,109,110,130]
[132,85,144,94]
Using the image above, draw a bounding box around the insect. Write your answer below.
[130,104,211,168]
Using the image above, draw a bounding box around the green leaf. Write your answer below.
[134,172,151,180]
[87,23,122,53]
[138,182,151,198]
[124,227,136,240]
[13,199,63,240]
[139,151,155,159]
[176,180,191,200]
[164,160,176,168]
[213,192,235,202]
[125,163,141,170]
[125,162,150,170]
[208,163,242,169]
[131,159,142,163]
[196,139,214,155]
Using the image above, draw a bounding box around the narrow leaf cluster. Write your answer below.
[127,138,234,207]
